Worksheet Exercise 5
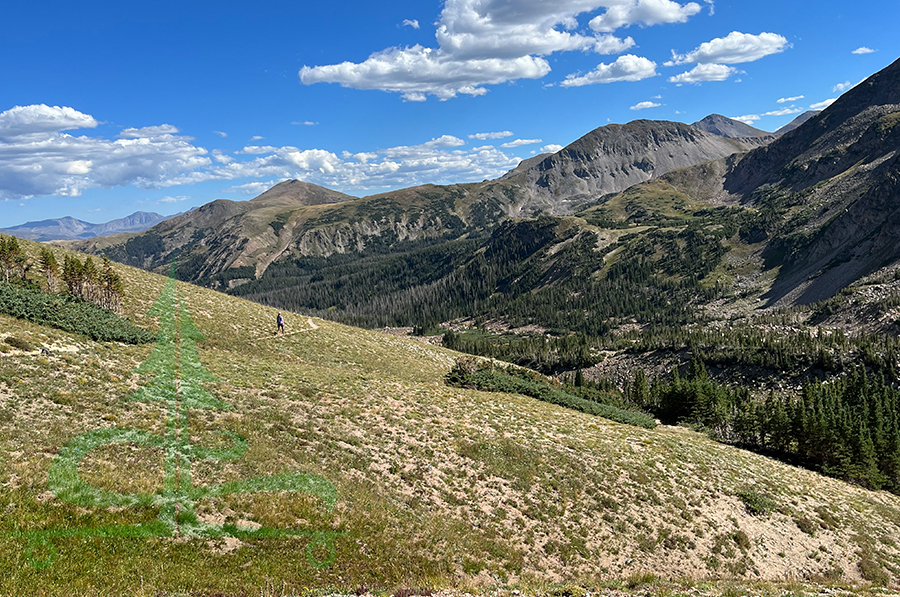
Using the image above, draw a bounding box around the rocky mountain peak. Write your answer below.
[692,114,770,139]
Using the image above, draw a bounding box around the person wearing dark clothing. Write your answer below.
[276,312,285,335]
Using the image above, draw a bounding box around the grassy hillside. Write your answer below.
[1,239,900,596]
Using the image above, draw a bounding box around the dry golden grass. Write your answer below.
[0,238,899,596]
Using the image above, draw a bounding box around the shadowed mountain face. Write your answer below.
[774,110,821,135]
[717,57,900,304]
[0,211,170,241]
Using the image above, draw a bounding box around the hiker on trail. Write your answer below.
[276,312,285,335]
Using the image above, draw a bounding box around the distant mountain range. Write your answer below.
[1,211,172,241]
[68,57,900,331]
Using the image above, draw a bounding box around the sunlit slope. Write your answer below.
[1,241,899,595]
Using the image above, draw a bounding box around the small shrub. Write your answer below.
[732,530,751,551]
[550,585,586,597]
[624,572,660,589]
[858,550,889,585]
[737,489,777,516]
[793,515,817,536]
[3,336,35,351]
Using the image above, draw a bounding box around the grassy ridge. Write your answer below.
[0,238,899,595]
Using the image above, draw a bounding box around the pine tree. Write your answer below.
[39,247,60,293]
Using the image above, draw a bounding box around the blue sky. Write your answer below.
[0,0,896,228]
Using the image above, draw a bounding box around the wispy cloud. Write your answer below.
[469,131,514,140]
[630,101,662,110]
[158,195,190,203]
[729,106,803,125]
[500,138,542,148]
[213,130,228,137]
[402,19,420,29]
[224,181,282,195]
[777,95,803,103]
[810,98,837,110]
[833,81,852,93]
[291,121,319,126]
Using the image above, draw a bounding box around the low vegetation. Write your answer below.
[1,237,899,595]
[445,357,657,429]
[0,234,152,344]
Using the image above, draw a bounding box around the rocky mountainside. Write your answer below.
[501,119,768,215]
[0,211,170,241]
[67,58,900,332]
[705,57,900,304]
[692,114,771,139]
[68,118,766,282]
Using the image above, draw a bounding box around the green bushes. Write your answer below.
[446,358,656,429]
[3,336,36,351]
[737,489,777,516]
[0,282,154,344]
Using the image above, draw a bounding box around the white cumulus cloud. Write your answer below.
[300,0,694,100]
[630,100,662,110]
[668,63,737,83]
[119,125,181,139]
[0,105,210,200]
[852,47,875,55]
[589,0,702,32]
[561,54,657,87]
[301,45,551,101]
[541,144,564,153]
[666,31,788,65]
[0,104,534,202]
[0,104,98,138]
[469,131,514,140]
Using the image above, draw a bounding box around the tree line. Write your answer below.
[1,235,125,312]
[627,357,900,493]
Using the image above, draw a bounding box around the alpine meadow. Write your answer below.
[3,1,900,595]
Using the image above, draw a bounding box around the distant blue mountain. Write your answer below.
[0,211,172,241]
